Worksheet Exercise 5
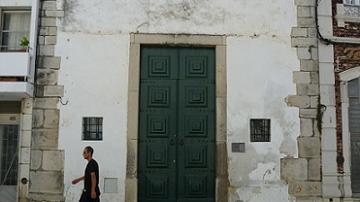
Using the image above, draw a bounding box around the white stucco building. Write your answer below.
[55,1,299,201]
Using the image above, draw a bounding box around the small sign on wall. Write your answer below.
[104,178,118,193]
[232,143,245,153]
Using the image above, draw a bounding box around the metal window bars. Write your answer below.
[250,119,271,142]
[82,117,103,141]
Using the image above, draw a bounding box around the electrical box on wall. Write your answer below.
[232,143,245,153]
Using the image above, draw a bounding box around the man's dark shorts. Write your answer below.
[79,192,100,202]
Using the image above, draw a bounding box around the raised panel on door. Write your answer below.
[177,48,216,202]
[178,48,215,82]
[141,47,178,80]
[138,47,178,202]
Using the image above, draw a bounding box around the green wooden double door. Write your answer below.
[138,47,216,202]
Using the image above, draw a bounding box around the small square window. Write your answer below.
[250,119,271,142]
[82,117,103,141]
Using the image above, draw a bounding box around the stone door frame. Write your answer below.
[125,33,229,202]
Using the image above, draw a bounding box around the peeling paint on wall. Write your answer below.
[227,36,299,202]
[58,0,296,37]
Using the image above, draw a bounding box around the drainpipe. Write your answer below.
[28,0,40,87]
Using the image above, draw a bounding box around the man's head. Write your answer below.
[83,146,94,160]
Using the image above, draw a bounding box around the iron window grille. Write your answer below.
[82,117,103,141]
[250,119,271,142]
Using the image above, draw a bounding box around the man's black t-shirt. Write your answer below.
[84,159,100,197]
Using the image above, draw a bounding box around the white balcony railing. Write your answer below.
[0,52,30,77]
[0,52,33,100]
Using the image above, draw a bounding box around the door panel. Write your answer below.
[138,47,178,202]
[138,47,215,202]
[178,49,215,201]
[140,47,178,80]
[0,124,19,202]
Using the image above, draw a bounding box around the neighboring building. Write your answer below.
[0,0,64,202]
[0,0,40,201]
[0,0,359,202]
[281,0,360,201]
[56,0,299,201]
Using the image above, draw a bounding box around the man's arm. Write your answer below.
[72,176,85,184]
[90,172,97,198]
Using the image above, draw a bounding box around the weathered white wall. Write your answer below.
[56,0,299,201]
[227,36,299,202]
[57,34,129,202]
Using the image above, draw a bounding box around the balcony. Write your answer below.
[0,52,33,100]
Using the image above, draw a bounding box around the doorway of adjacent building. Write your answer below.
[138,46,216,202]
[0,115,19,202]
[349,77,360,194]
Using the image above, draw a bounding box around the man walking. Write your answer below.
[72,146,101,202]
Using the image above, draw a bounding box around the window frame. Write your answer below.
[82,117,103,141]
[0,9,31,52]
[250,118,271,142]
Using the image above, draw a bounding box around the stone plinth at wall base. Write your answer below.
[289,181,322,197]
[125,177,137,202]
[19,197,28,202]
[295,198,323,202]
[29,171,64,194]
[323,198,360,202]
[216,177,229,202]
[28,193,64,202]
